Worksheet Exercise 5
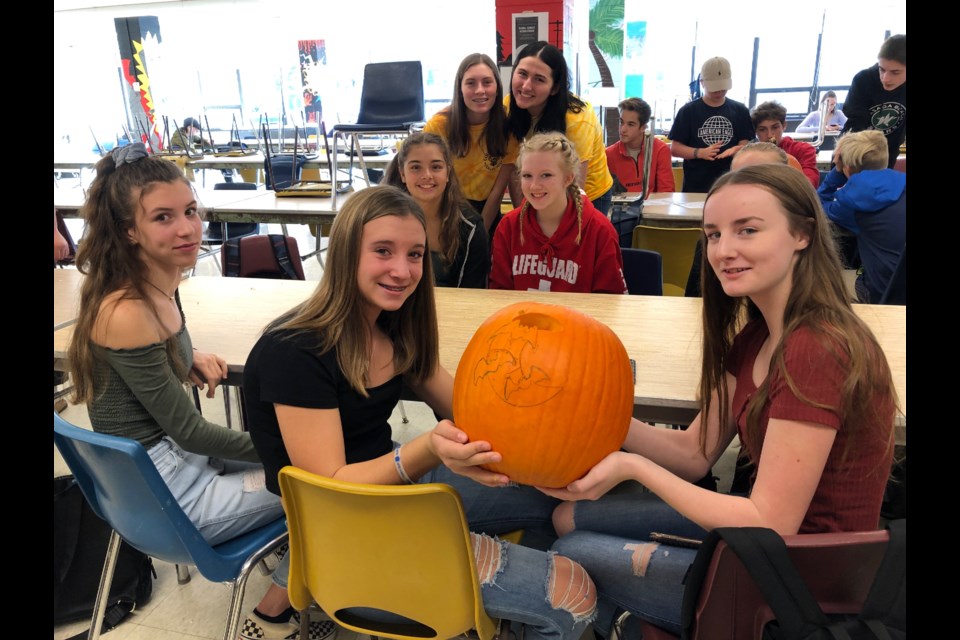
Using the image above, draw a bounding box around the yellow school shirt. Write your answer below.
[423,112,519,203]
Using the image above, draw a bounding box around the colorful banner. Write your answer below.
[115,16,162,149]
[298,39,326,124]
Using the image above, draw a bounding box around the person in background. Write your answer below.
[506,41,614,216]
[751,100,820,187]
[242,185,597,640]
[606,97,675,194]
[668,56,754,193]
[842,34,906,169]
[818,130,905,303]
[423,53,521,235]
[384,132,490,288]
[489,132,627,294]
[65,144,333,640]
[731,141,790,169]
[170,117,212,152]
[54,209,71,263]
[796,90,847,133]
[544,164,896,637]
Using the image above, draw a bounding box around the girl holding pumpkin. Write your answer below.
[242,184,597,639]
[489,131,627,294]
[506,41,613,216]
[383,132,490,289]
[423,53,521,235]
[541,164,897,637]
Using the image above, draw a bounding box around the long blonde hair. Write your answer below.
[266,186,439,395]
[698,164,896,465]
[516,132,583,244]
[69,147,193,404]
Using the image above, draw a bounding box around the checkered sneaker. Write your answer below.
[292,611,337,640]
[239,608,337,640]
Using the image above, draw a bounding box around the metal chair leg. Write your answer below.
[176,563,192,584]
[88,530,123,640]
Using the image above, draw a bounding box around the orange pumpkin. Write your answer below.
[452,301,633,488]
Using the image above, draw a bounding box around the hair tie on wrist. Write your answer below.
[393,445,414,484]
[113,142,149,165]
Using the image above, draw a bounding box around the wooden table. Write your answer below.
[53,186,265,218]
[53,277,906,441]
[640,192,706,228]
[53,268,85,330]
[206,189,355,226]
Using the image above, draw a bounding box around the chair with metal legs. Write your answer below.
[53,413,288,640]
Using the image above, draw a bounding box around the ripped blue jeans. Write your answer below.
[358,465,597,640]
[551,492,708,636]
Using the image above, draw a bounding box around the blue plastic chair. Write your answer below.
[621,248,664,296]
[52,413,288,640]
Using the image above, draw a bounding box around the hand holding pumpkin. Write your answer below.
[536,450,636,501]
[430,419,511,487]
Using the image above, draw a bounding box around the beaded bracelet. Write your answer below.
[393,445,414,484]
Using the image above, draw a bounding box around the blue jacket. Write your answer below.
[818,168,906,234]
[818,168,906,303]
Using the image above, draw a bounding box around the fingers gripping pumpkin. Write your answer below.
[453,302,633,488]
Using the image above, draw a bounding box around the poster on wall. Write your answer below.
[298,39,326,125]
[115,16,162,150]
[513,12,548,62]
[586,0,623,90]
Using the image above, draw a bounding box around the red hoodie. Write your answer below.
[490,194,627,294]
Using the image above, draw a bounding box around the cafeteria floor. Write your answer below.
[51,218,756,640]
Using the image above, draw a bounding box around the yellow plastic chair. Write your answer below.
[278,466,502,640]
[632,225,702,296]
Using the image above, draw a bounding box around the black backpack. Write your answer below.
[54,476,156,637]
[680,520,906,640]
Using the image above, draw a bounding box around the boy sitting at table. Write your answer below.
[818,129,905,303]
[606,98,674,195]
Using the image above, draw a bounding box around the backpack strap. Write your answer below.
[858,519,906,638]
[709,527,835,640]
[268,234,301,280]
[64,599,136,640]
[223,236,242,277]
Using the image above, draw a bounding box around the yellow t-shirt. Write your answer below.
[423,112,519,203]
[503,97,613,201]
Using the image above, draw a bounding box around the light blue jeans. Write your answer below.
[147,437,290,583]
[349,465,596,640]
[551,492,708,636]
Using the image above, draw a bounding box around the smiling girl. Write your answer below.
[243,185,597,639]
[539,164,896,637]
[66,144,326,640]
[506,42,613,216]
[384,132,490,288]
[489,132,626,294]
[424,53,520,235]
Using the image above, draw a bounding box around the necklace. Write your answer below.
[144,279,175,301]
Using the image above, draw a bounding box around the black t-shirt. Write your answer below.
[841,64,906,169]
[243,328,400,495]
[669,98,753,193]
